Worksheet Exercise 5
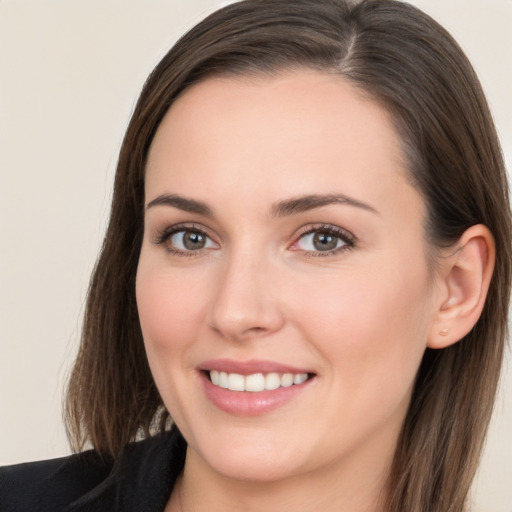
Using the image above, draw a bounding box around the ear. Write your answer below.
[427,224,495,349]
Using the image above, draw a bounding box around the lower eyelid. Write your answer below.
[303,245,354,257]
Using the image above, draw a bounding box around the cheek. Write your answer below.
[292,260,432,396]
[135,262,209,423]
[135,263,205,363]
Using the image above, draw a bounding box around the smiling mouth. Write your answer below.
[207,370,313,392]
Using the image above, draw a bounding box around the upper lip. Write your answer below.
[198,358,313,375]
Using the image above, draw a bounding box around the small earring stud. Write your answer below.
[439,328,449,336]
[445,297,456,307]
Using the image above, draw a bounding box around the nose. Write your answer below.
[206,251,285,341]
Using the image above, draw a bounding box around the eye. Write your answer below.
[292,225,355,255]
[154,226,218,255]
[170,230,216,251]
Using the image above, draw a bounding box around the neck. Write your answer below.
[167,440,393,512]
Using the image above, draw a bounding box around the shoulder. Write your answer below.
[0,449,114,512]
[0,428,187,512]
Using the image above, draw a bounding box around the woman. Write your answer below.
[1,1,510,511]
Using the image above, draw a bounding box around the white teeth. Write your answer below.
[245,373,265,392]
[219,371,229,389]
[265,372,281,390]
[280,373,294,387]
[208,370,310,392]
[294,373,308,385]
[227,373,245,391]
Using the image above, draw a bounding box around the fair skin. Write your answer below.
[136,70,494,512]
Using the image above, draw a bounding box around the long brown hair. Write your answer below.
[65,1,511,510]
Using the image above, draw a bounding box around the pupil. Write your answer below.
[183,231,205,250]
[313,232,337,251]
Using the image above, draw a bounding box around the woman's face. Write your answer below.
[136,71,442,484]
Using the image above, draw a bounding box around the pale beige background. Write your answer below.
[0,1,510,510]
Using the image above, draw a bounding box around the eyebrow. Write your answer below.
[145,192,378,217]
[146,194,213,216]
[271,194,379,217]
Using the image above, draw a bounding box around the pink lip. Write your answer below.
[197,359,315,416]
[198,358,312,375]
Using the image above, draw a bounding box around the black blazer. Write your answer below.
[0,428,187,512]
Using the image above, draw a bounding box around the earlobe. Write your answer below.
[427,224,495,349]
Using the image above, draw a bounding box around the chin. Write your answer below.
[184,423,313,483]
[205,450,304,483]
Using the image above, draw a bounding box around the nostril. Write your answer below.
[247,326,266,333]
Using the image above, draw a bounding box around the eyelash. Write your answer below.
[153,223,217,258]
[152,223,356,257]
[290,224,356,257]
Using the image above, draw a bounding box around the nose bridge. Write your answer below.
[208,241,284,340]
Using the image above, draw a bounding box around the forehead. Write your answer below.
[145,70,421,221]
[150,70,401,166]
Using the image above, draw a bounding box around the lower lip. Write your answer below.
[200,372,313,416]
